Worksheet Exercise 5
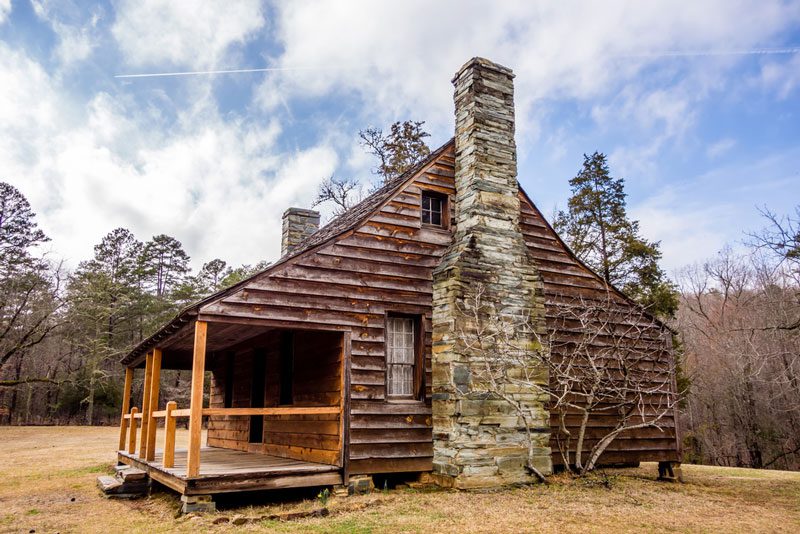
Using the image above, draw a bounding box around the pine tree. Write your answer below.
[140,234,191,298]
[0,182,49,276]
[196,258,228,293]
[554,152,678,319]
[359,120,431,181]
[67,228,145,423]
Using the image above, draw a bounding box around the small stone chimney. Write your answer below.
[281,208,320,256]
[431,58,551,488]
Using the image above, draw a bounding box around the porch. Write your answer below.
[118,446,341,495]
[114,319,350,497]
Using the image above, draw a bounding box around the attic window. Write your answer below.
[421,192,445,227]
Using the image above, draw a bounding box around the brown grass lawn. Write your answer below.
[1,426,798,533]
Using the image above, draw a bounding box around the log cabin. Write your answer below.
[112,57,681,508]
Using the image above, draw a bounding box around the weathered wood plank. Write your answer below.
[186,321,207,478]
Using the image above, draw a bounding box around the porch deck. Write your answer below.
[118,446,342,495]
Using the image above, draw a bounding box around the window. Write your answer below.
[421,192,445,227]
[387,316,417,398]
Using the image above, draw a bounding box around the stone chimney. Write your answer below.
[431,58,551,488]
[281,208,320,256]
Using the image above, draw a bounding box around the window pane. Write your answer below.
[421,193,444,227]
[388,316,417,396]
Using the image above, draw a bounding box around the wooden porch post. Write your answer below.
[145,348,162,461]
[163,401,177,468]
[138,351,154,458]
[186,320,208,478]
[127,407,138,454]
[118,367,134,451]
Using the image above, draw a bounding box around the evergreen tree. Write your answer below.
[140,234,191,298]
[359,120,431,181]
[67,228,145,423]
[554,152,678,318]
[0,182,49,275]
[197,258,228,293]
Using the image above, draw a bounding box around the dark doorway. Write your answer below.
[249,348,267,443]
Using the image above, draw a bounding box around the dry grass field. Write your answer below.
[1,426,799,533]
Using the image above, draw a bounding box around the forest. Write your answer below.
[1,123,798,472]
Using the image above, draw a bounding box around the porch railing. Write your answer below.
[120,404,339,471]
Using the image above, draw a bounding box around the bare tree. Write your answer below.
[312,175,364,217]
[461,284,679,476]
[678,245,800,470]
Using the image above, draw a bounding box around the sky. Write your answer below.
[1,0,799,276]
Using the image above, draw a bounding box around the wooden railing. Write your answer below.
[120,404,339,471]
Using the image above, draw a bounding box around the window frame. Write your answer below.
[420,190,449,229]
[385,313,424,401]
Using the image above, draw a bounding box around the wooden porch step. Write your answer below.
[116,466,147,482]
[98,467,149,498]
[97,475,123,493]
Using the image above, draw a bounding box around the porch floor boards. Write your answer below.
[117,446,342,495]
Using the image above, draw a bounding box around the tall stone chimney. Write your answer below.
[431,58,551,488]
[281,208,320,256]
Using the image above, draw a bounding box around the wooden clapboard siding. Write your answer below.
[518,192,679,464]
[134,138,677,477]
[257,331,343,466]
[208,330,344,466]
[198,147,454,474]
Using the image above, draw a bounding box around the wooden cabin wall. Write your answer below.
[207,330,344,466]
[207,347,258,452]
[258,331,343,466]
[518,195,679,465]
[201,148,456,474]
[201,142,678,473]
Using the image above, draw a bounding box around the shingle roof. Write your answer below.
[120,139,455,365]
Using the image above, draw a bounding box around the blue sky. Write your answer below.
[1,1,799,275]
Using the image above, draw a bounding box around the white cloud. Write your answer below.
[0,0,11,25]
[0,42,338,269]
[258,0,800,140]
[630,189,732,273]
[758,53,800,99]
[30,1,102,67]
[706,138,737,159]
[111,0,265,69]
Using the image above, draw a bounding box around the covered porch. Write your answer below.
[115,317,350,496]
[118,446,341,495]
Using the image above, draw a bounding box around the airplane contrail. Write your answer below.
[115,47,800,79]
[114,65,327,79]
[618,46,800,58]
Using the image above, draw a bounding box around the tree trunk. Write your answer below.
[85,372,95,425]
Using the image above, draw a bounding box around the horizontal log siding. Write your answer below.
[201,148,454,474]
[518,195,679,465]
[201,141,677,473]
[208,331,344,466]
